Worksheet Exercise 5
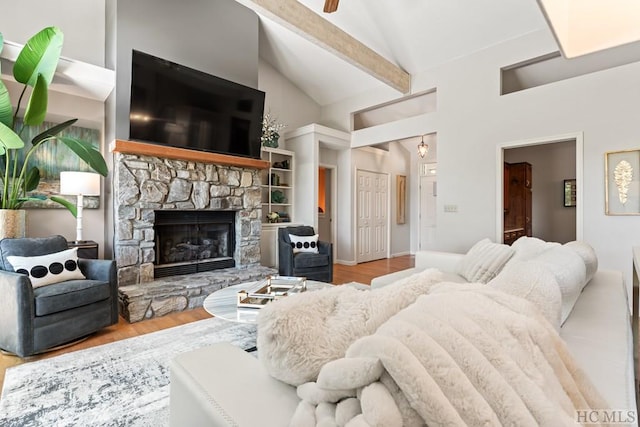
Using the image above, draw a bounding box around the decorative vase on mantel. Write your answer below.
[0,210,26,239]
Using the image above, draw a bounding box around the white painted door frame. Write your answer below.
[496,132,583,243]
[319,163,338,261]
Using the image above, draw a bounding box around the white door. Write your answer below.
[419,163,437,250]
[357,170,388,263]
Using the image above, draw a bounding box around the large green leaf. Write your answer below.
[0,32,4,71]
[14,195,46,209]
[50,196,77,217]
[32,118,77,147]
[13,27,63,87]
[23,73,48,125]
[24,166,40,192]
[0,80,12,128]
[58,136,108,176]
[0,122,25,155]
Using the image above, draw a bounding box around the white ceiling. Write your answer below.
[256,0,551,106]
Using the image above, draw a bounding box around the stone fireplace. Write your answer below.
[113,147,262,286]
[154,210,236,278]
[111,140,276,322]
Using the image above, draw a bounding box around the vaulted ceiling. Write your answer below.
[250,0,551,106]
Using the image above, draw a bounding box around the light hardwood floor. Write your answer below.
[0,255,414,391]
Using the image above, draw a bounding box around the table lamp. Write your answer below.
[60,171,101,242]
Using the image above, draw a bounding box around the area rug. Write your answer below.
[0,318,256,427]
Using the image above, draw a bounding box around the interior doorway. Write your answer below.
[419,163,437,250]
[317,165,336,260]
[498,134,582,244]
[356,169,389,263]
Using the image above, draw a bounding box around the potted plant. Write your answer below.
[0,27,108,238]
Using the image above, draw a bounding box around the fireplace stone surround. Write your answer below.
[112,141,276,321]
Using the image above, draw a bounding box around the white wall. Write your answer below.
[259,59,321,140]
[504,141,577,243]
[388,144,411,256]
[0,0,105,66]
[322,28,640,296]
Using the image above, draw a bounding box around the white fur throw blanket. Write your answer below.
[257,269,444,386]
[290,283,608,427]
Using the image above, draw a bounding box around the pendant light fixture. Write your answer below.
[417,135,429,158]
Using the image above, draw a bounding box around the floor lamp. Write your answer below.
[60,171,101,243]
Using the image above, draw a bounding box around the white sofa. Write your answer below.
[371,249,637,415]
[169,244,637,426]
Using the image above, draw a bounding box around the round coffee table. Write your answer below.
[202,279,332,324]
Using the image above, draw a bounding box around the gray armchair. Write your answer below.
[0,235,118,357]
[278,226,333,283]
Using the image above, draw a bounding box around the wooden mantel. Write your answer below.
[110,140,270,169]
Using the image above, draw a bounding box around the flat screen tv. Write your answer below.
[129,50,265,159]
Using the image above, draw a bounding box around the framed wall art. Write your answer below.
[563,179,576,207]
[17,120,101,210]
[396,175,406,224]
[605,149,640,215]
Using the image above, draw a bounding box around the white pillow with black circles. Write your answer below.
[7,247,86,288]
[289,234,320,254]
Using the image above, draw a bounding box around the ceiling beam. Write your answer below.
[238,0,410,94]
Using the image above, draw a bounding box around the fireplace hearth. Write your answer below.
[154,211,235,278]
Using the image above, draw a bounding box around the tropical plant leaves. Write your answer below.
[24,167,40,192]
[13,26,63,87]
[0,122,25,155]
[0,80,12,129]
[50,196,77,217]
[23,74,48,125]
[58,136,108,176]
[0,27,109,214]
[31,118,77,146]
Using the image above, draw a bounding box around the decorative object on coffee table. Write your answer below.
[237,275,306,308]
[203,279,332,323]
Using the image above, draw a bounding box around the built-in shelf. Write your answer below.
[0,40,115,101]
[110,140,270,169]
[261,147,295,222]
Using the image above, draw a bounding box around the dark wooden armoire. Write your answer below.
[503,162,532,245]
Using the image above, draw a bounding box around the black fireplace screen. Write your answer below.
[154,211,235,277]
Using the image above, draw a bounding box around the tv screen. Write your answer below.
[129,50,265,159]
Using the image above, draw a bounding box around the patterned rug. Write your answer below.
[0,317,256,427]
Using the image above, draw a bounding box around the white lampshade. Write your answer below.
[537,0,640,58]
[60,171,101,196]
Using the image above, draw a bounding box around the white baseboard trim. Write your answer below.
[335,259,357,266]
[390,251,411,258]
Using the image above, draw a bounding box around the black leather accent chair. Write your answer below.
[278,226,333,283]
[0,235,118,357]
